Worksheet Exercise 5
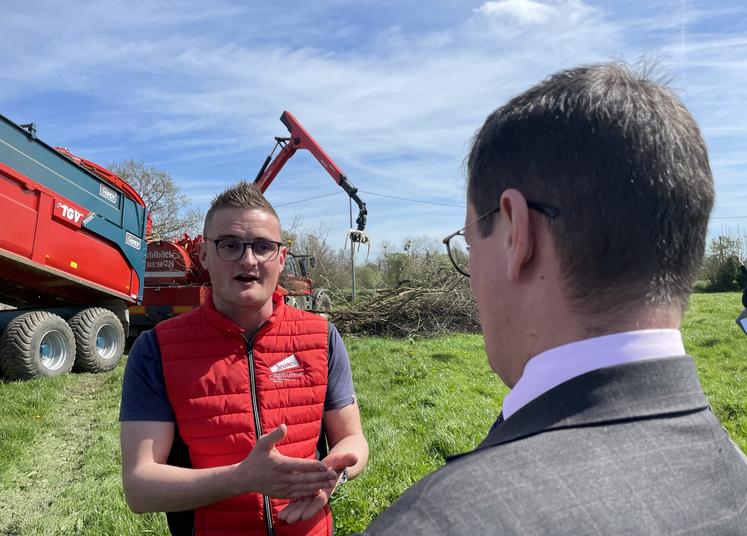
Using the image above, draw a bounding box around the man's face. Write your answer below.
[199,208,286,315]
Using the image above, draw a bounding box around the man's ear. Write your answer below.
[501,189,534,282]
[198,239,209,270]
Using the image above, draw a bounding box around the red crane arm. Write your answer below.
[253,111,367,234]
[255,111,344,192]
[253,137,296,194]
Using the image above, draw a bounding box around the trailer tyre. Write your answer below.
[69,308,125,373]
[313,289,332,313]
[0,311,76,380]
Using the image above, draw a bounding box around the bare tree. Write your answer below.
[108,160,203,239]
[280,215,304,245]
[279,220,352,295]
[402,235,442,257]
[300,224,352,295]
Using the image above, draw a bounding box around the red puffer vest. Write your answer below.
[156,291,332,536]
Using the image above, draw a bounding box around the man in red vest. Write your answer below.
[120,181,369,536]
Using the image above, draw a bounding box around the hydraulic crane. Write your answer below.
[254,111,369,252]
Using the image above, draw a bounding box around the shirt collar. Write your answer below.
[502,329,686,420]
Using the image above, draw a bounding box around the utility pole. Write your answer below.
[349,197,356,302]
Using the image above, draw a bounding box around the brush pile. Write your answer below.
[331,261,480,337]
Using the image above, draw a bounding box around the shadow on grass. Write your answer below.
[0,373,77,384]
[0,375,22,385]
[431,352,457,362]
[700,337,722,348]
[718,402,746,421]
[427,434,461,461]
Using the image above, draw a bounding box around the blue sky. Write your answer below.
[2,0,746,255]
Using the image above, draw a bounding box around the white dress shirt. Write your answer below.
[502,329,686,420]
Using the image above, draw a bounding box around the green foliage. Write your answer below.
[702,255,747,292]
[701,235,747,292]
[355,263,384,290]
[381,252,412,288]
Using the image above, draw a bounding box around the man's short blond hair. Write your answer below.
[203,181,280,236]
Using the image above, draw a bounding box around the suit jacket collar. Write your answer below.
[451,356,708,461]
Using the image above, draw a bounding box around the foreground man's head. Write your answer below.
[463,62,714,385]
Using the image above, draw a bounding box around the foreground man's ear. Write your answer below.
[500,189,533,283]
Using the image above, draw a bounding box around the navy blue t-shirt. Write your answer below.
[119,323,356,422]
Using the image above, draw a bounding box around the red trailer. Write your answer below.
[0,114,149,379]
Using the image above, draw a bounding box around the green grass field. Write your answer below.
[0,292,745,535]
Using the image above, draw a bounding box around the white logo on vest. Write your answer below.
[269,354,305,382]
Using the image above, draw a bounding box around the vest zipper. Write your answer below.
[245,332,275,536]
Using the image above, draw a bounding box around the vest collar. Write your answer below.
[201,289,286,336]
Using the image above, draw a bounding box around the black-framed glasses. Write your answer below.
[442,200,559,277]
[206,237,284,262]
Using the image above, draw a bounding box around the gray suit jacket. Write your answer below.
[360,357,747,535]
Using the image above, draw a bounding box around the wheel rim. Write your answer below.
[316,292,331,312]
[39,330,69,371]
[95,324,119,361]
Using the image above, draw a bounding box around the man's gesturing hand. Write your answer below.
[236,424,339,498]
[278,451,358,524]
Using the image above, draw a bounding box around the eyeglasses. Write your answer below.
[206,237,284,262]
[442,200,560,277]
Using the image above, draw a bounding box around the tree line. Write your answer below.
[699,235,747,292]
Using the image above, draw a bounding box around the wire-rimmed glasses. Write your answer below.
[442,201,559,277]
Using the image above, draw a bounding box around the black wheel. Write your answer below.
[68,307,125,373]
[313,289,332,313]
[0,311,76,380]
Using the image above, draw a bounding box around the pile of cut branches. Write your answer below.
[330,262,480,337]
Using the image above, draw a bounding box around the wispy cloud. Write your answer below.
[476,0,588,26]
